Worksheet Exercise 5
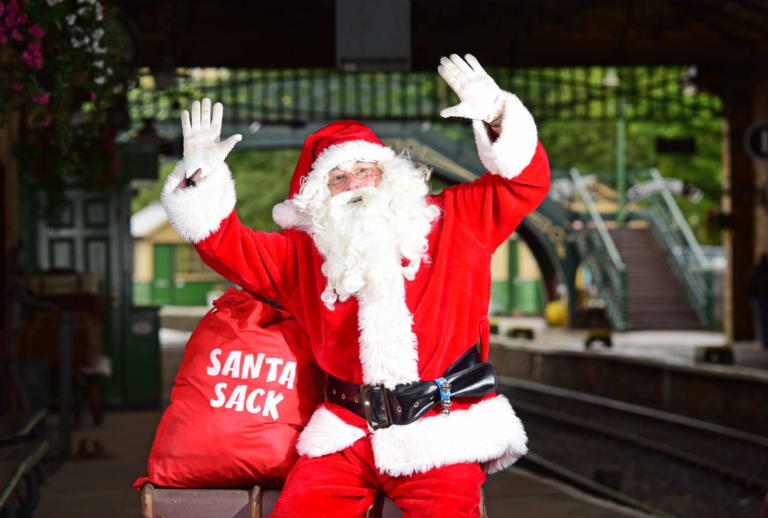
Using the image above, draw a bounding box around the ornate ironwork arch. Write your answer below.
[127,66,722,133]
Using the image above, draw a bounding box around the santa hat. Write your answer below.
[272,121,396,230]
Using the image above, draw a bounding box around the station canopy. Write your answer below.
[118,0,768,69]
[119,0,768,128]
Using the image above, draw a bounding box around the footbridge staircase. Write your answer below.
[568,169,714,331]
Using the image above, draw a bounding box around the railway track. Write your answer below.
[499,377,768,517]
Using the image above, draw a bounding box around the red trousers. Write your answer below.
[269,436,485,518]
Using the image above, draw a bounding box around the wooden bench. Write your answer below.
[141,483,487,518]
[141,484,404,518]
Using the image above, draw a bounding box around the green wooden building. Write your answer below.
[132,202,225,307]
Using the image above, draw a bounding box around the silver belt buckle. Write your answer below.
[360,384,392,430]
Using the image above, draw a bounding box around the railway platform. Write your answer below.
[490,316,768,371]
[29,313,767,517]
[32,410,649,517]
[490,317,768,437]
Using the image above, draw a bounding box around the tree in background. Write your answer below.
[133,148,298,232]
[539,117,723,245]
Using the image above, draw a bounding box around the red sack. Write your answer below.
[134,288,323,489]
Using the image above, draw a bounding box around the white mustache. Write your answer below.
[327,187,381,217]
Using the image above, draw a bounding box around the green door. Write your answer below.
[35,188,133,401]
[153,244,174,305]
[25,144,162,406]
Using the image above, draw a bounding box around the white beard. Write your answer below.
[292,155,441,385]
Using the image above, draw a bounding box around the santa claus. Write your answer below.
[161,54,550,517]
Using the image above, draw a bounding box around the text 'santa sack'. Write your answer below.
[134,288,323,489]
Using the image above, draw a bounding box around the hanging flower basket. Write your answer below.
[0,0,136,213]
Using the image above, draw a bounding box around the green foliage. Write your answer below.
[226,148,299,231]
[540,121,618,174]
[540,117,724,244]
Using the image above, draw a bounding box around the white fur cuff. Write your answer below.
[372,394,528,476]
[472,91,538,179]
[296,405,367,457]
[160,159,237,243]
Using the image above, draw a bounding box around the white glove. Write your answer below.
[438,54,504,123]
[180,98,242,180]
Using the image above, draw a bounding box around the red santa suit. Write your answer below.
[161,91,549,512]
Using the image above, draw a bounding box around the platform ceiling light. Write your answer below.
[682,66,698,97]
[602,67,620,89]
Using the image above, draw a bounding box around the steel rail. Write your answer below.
[500,378,768,491]
[499,376,768,448]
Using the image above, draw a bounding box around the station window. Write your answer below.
[174,245,210,275]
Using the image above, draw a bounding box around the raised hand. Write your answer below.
[438,54,504,123]
[180,98,242,175]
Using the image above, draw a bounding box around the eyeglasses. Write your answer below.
[328,165,382,188]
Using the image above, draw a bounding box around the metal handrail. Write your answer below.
[643,169,713,327]
[569,169,629,330]
[570,169,625,270]
[649,169,709,267]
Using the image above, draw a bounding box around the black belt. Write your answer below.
[325,348,497,430]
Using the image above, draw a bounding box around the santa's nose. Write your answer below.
[347,176,367,190]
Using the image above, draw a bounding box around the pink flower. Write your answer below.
[21,41,43,69]
[0,34,8,45]
[11,83,25,91]
[33,92,51,105]
[11,28,22,41]
[3,1,23,27]
[39,116,53,128]
[89,92,97,102]
[28,25,44,39]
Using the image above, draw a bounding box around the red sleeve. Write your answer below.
[441,141,550,252]
[194,210,297,304]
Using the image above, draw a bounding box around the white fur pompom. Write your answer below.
[272,200,311,230]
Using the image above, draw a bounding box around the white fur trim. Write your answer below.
[472,91,538,179]
[310,140,396,182]
[371,394,528,476]
[296,405,366,457]
[356,276,420,388]
[160,159,237,243]
[272,200,311,231]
